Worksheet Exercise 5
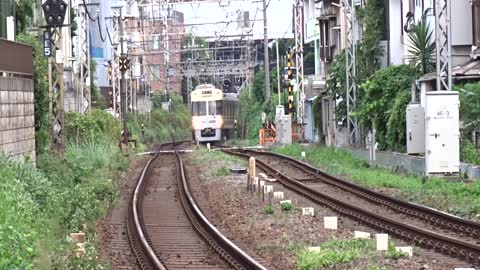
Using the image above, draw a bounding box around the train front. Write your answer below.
[191,87,224,142]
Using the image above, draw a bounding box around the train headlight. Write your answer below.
[216,115,223,128]
[192,116,202,129]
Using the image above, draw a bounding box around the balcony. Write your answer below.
[315,0,339,20]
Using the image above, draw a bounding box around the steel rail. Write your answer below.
[127,141,267,270]
[126,141,188,269]
[225,150,480,265]
[174,149,268,270]
[240,149,480,238]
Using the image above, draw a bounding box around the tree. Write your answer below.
[407,13,436,76]
[90,59,106,109]
[356,0,385,83]
[15,0,34,34]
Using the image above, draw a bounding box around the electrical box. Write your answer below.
[275,113,292,145]
[406,103,425,154]
[424,91,460,175]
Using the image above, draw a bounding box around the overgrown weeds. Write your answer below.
[263,205,275,215]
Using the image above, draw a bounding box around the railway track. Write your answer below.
[126,142,267,270]
[225,148,480,266]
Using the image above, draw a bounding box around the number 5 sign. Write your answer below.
[43,30,52,57]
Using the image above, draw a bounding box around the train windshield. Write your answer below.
[192,101,222,116]
[192,102,207,116]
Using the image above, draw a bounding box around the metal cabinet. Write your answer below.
[424,91,460,175]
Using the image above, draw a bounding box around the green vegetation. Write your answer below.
[297,239,375,269]
[0,111,129,268]
[263,205,275,215]
[385,241,408,260]
[216,166,231,177]
[16,33,50,153]
[355,65,417,152]
[67,109,121,144]
[454,82,480,165]
[297,239,408,270]
[407,13,436,75]
[356,0,385,83]
[237,69,282,140]
[188,148,245,167]
[281,201,294,212]
[129,94,191,143]
[274,144,480,220]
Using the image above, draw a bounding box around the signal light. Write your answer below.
[119,56,130,73]
[42,0,67,27]
[287,96,294,114]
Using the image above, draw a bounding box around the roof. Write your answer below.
[452,60,480,79]
[418,60,480,82]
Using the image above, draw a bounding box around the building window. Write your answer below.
[148,36,161,50]
[149,64,161,81]
[474,0,480,47]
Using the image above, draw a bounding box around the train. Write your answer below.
[190,84,239,142]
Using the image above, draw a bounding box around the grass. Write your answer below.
[274,144,480,220]
[297,239,375,269]
[263,205,275,215]
[297,239,408,270]
[216,166,231,176]
[385,241,409,260]
[0,141,129,269]
[188,148,247,167]
[281,201,294,212]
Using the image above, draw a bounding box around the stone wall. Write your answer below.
[0,77,36,161]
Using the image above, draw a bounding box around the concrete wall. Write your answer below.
[344,147,480,180]
[0,77,36,161]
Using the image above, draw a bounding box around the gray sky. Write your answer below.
[174,0,294,40]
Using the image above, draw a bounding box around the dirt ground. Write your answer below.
[97,155,151,270]
[184,151,474,270]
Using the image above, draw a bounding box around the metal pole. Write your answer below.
[276,38,281,106]
[262,0,270,100]
[119,12,128,147]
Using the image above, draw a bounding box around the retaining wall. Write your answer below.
[344,147,480,181]
[0,77,36,161]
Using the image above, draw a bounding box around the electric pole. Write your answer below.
[276,39,281,106]
[119,11,128,148]
[263,0,270,100]
[43,0,68,156]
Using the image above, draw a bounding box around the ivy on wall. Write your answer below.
[354,65,416,151]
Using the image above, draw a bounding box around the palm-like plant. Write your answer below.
[407,14,436,76]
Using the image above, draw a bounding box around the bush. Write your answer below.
[66,109,121,143]
[0,156,42,268]
[281,201,294,212]
[355,65,416,151]
[129,95,191,143]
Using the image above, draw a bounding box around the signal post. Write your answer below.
[273,48,293,145]
[42,0,68,156]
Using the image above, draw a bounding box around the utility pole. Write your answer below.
[435,0,452,91]
[262,0,270,100]
[343,0,359,146]
[49,27,66,155]
[43,0,68,156]
[119,11,128,147]
[294,0,304,125]
[276,38,281,106]
[78,4,91,113]
[111,16,121,118]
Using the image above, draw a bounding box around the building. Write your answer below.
[305,0,480,146]
[127,7,184,96]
